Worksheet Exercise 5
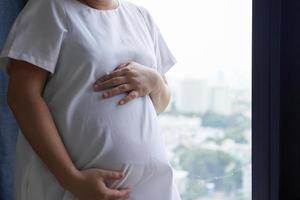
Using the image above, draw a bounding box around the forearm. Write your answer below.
[7,94,79,190]
[149,72,171,115]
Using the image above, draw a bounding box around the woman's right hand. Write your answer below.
[66,168,131,200]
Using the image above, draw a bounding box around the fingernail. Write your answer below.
[103,92,108,98]
[119,100,124,105]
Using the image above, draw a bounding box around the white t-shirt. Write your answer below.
[0,0,181,199]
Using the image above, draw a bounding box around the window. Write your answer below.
[131,0,252,199]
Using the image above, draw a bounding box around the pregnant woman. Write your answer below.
[0,0,181,199]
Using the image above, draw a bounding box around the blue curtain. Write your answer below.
[0,1,26,200]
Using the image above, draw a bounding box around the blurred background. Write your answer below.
[130,0,252,199]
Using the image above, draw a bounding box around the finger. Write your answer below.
[102,84,132,99]
[95,61,133,84]
[118,90,139,105]
[104,187,131,199]
[114,62,129,71]
[95,69,127,85]
[115,60,133,70]
[115,191,130,200]
[100,169,125,180]
[96,71,111,84]
[94,77,126,91]
[102,61,131,82]
[119,187,131,199]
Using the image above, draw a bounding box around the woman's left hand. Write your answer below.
[93,61,161,105]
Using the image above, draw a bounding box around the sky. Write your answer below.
[129,0,252,89]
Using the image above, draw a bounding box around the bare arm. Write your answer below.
[6,59,78,190]
[149,73,171,115]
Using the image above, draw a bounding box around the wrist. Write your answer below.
[57,165,81,191]
[150,69,165,95]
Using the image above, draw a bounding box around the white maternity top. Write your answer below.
[0,0,181,199]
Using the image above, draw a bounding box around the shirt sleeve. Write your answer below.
[137,6,177,75]
[0,0,68,76]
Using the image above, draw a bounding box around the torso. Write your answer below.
[15,1,181,199]
[43,0,167,170]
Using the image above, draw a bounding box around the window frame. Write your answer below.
[252,0,281,199]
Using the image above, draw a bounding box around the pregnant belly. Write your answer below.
[49,91,169,173]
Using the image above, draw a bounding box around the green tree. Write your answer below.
[201,112,250,144]
[175,146,243,199]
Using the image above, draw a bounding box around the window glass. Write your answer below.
[131,0,252,199]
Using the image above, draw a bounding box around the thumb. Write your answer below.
[114,61,131,71]
[100,169,124,180]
